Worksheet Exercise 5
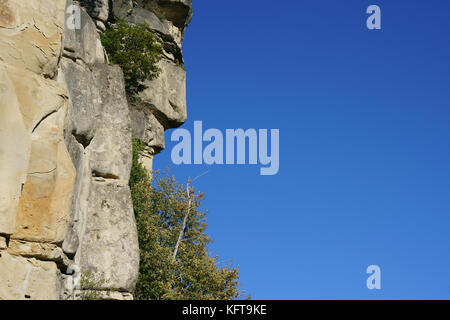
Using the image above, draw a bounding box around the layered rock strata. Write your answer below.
[0,0,192,300]
[0,0,75,300]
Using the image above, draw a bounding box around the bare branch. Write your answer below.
[172,171,208,262]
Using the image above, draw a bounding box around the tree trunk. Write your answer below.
[172,182,191,262]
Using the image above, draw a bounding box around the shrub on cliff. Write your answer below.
[101,19,162,93]
[130,139,242,300]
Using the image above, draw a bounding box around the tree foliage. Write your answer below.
[101,19,162,93]
[130,139,241,300]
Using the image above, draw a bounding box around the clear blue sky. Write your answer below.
[155,0,450,299]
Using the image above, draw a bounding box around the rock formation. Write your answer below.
[0,0,192,300]
[114,0,192,171]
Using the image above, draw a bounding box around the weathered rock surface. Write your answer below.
[60,10,137,295]
[13,107,76,243]
[59,59,101,146]
[0,62,75,242]
[89,64,132,181]
[114,2,183,47]
[0,63,68,132]
[0,1,75,300]
[64,0,105,66]
[79,0,109,23]
[60,53,138,293]
[0,252,59,300]
[0,236,7,250]
[0,0,65,77]
[1,0,193,300]
[156,0,193,28]
[60,134,90,256]
[0,65,31,235]
[76,179,139,292]
[138,59,187,129]
[7,240,71,270]
[130,106,164,172]
[130,107,165,153]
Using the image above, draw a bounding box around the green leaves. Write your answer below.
[101,19,163,93]
[79,270,108,300]
[129,139,242,300]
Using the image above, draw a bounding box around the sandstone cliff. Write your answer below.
[0,0,192,300]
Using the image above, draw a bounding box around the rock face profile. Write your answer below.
[113,0,192,170]
[0,0,192,299]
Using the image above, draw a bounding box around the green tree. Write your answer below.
[101,19,162,93]
[130,139,241,300]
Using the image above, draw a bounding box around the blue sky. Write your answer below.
[154,0,450,299]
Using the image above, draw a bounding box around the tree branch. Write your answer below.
[171,171,209,262]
